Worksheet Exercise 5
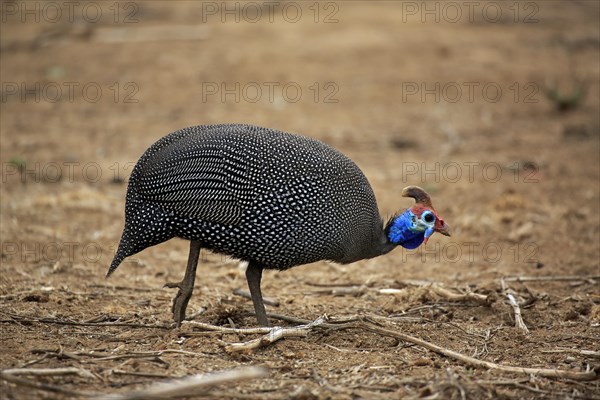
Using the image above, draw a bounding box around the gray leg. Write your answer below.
[246,262,270,327]
[164,240,201,326]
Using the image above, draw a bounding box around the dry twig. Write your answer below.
[307,281,494,305]
[28,348,212,366]
[0,367,99,397]
[185,321,274,334]
[110,369,183,379]
[0,373,98,397]
[1,367,95,379]
[501,279,530,333]
[503,275,599,283]
[87,284,168,292]
[0,311,171,329]
[263,313,597,381]
[541,348,600,358]
[224,315,327,352]
[358,322,597,381]
[506,293,529,333]
[430,285,493,306]
[94,366,268,400]
[310,285,368,297]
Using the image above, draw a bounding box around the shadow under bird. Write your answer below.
[108,124,451,326]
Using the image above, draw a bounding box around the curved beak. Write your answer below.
[436,224,451,237]
[423,224,451,245]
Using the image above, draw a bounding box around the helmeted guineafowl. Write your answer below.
[108,124,450,326]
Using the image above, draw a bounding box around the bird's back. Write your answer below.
[110,124,386,273]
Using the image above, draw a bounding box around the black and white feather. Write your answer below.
[109,124,390,275]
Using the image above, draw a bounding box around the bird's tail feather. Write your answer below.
[107,200,175,278]
[107,237,130,277]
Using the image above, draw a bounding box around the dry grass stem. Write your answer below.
[0,367,99,397]
[185,321,274,334]
[503,275,599,283]
[0,372,99,397]
[541,348,600,358]
[1,311,171,329]
[506,293,530,333]
[1,367,95,379]
[111,369,184,379]
[93,366,268,400]
[430,285,493,305]
[500,279,530,333]
[308,282,493,305]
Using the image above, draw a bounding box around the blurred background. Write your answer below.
[1,0,598,275]
[0,1,599,396]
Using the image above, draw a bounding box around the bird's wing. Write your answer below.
[135,134,255,226]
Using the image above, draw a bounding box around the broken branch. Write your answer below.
[94,366,268,400]
[224,315,327,352]
[358,322,596,381]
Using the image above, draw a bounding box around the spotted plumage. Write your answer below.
[109,124,450,326]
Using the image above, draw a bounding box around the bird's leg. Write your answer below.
[245,262,270,327]
[164,240,201,327]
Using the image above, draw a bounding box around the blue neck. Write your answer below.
[387,209,425,249]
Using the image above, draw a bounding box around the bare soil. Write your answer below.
[1,1,599,399]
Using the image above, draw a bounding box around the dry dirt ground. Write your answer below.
[1,1,599,399]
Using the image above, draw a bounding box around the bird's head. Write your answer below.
[386,186,451,249]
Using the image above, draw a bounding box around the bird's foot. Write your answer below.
[164,280,192,327]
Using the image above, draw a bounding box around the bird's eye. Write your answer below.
[422,212,435,223]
